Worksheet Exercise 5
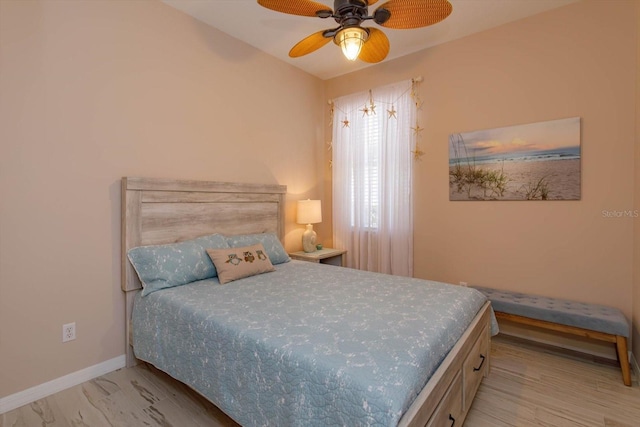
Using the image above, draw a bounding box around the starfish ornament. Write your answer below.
[367,90,376,115]
[412,145,425,161]
[328,103,334,126]
[387,105,397,119]
[342,118,350,128]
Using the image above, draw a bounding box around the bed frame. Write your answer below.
[121,177,492,427]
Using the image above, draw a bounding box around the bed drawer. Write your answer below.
[425,371,463,427]
[462,325,489,411]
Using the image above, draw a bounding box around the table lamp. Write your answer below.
[297,199,322,253]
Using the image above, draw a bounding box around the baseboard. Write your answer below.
[0,354,126,414]
[631,351,639,383]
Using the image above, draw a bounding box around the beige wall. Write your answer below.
[326,0,637,325]
[634,1,640,365]
[0,0,324,398]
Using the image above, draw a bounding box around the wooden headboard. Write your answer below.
[121,177,287,365]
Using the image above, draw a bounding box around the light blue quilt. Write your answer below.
[132,261,496,426]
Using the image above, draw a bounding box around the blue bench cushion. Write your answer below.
[472,286,629,338]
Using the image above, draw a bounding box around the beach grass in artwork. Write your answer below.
[449,117,581,201]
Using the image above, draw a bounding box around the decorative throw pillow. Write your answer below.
[225,233,290,265]
[128,233,229,297]
[206,243,275,284]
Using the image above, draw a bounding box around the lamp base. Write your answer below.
[302,224,317,253]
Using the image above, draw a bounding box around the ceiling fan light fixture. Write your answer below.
[335,27,368,61]
[257,0,454,65]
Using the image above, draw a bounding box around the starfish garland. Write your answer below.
[331,79,425,163]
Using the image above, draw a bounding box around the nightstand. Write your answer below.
[289,248,347,267]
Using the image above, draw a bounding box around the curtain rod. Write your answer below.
[327,76,423,104]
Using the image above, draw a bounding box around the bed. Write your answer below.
[121,177,496,426]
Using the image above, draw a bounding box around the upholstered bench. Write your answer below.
[472,286,632,386]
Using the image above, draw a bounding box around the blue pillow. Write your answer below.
[225,233,290,265]
[128,234,229,296]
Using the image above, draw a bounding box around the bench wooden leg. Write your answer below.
[615,336,632,386]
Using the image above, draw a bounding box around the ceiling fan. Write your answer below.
[257,0,453,63]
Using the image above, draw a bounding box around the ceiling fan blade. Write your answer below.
[257,0,333,18]
[289,31,332,58]
[376,0,452,29]
[358,28,389,63]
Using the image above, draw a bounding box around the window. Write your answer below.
[349,114,379,229]
[331,80,416,276]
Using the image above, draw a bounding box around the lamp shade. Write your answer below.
[297,200,322,225]
[335,27,368,61]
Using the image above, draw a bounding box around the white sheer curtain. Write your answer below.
[332,80,415,276]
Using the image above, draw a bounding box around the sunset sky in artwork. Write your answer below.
[458,117,580,156]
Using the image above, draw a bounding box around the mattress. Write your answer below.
[132,261,495,426]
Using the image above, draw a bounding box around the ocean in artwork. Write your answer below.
[449,117,581,201]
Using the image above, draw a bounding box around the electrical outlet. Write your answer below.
[62,322,76,342]
[459,281,468,287]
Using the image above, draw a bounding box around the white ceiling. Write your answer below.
[162,0,578,80]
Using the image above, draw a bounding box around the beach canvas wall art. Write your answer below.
[449,117,581,201]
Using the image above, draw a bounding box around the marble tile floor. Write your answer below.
[1,335,638,426]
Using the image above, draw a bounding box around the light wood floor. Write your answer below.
[2,335,638,427]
